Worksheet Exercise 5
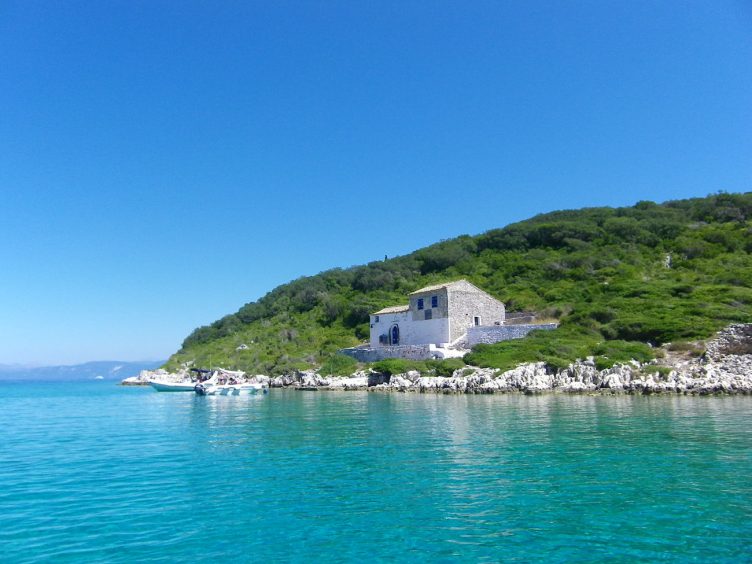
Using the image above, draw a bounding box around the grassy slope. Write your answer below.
[165,193,752,375]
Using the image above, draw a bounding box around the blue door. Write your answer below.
[391,325,400,345]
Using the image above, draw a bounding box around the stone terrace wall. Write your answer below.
[705,323,752,360]
[340,345,437,362]
[468,323,558,347]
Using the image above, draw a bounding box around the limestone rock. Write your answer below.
[178,323,752,395]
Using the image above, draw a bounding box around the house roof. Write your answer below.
[409,279,469,295]
[372,305,410,315]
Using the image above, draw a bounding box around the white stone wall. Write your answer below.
[467,323,558,346]
[341,344,443,362]
[370,311,450,348]
[404,317,450,346]
[370,311,410,348]
[447,282,506,343]
[409,288,449,321]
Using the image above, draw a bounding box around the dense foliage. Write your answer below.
[165,192,752,375]
[370,358,466,377]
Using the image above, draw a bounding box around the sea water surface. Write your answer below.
[0,381,750,562]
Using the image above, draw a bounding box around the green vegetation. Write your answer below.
[666,342,705,357]
[465,328,656,372]
[429,358,466,377]
[318,354,359,376]
[371,358,466,377]
[165,192,752,375]
[592,340,659,370]
[643,365,673,378]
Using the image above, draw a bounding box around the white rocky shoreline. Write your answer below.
[125,324,752,395]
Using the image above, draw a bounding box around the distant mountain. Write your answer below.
[0,363,39,372]
[0,360,165,382]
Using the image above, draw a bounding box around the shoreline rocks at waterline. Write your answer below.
[125,324,752,395]
[367,355,752,395]
[121,368,175,386]
[131,355,752,395]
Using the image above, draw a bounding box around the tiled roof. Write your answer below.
[409,279,468,295]
[372,305,410,315]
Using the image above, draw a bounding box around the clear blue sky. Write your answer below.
[1,2,750,365]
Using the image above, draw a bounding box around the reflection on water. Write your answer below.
[0,384,750,562]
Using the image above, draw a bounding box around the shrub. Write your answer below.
[465,326,599,372]
[604,217,656,245]
[371,358,427,376]
[354,323,370,340]
[319,354,358,376]
[465,327,658,373]
[592,340,655,369]
[370,358,465,377]
[425,358,466,376]
[320,296,344,324]
[344,302,372,327]
[643,365,673,378]
[667,341,705,357]
[416,238,476,274]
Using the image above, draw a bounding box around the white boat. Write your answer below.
[149,379,197,392]
[194,382,266,396]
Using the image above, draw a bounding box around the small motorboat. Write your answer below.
[149,379,197,392]
[194,382,266,396]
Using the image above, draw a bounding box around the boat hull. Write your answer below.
[195,384,266,396]
[149,381,196,392]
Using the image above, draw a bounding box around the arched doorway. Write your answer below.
[390,324,400,345]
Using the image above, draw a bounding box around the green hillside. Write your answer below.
[165,192,752,375]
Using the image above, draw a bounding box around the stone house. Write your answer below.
[369,280,506,348]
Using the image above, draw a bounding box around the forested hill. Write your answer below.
[165,193,752,375]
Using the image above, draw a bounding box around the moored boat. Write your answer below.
[149,380,197,392]
[194,382,266,396]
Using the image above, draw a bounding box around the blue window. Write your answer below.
[417,298,424,310]
[374,315,379,323]
[431,295,438,308]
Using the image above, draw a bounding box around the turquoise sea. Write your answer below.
[0,381,750,562]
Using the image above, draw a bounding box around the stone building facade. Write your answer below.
[369,280,506,348]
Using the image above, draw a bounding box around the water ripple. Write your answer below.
[0,384,750,562]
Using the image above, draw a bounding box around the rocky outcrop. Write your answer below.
[326,374,369,390]
[121,368,183,386]
[368,357,752,395]
[121,367,268,387]
[705,323,752,359]
[268,369,369,390]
